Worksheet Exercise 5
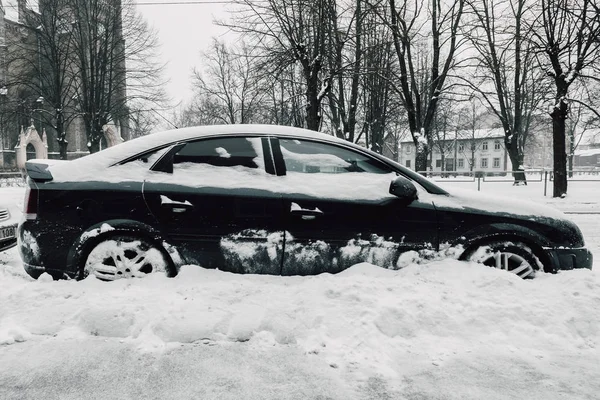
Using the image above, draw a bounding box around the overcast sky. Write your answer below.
[3,0,230,106]
[137,1,230,106]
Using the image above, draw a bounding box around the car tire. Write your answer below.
[465,240,541,279]
[81,235,173,281]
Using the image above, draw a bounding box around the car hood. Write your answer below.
[425,186,566,220]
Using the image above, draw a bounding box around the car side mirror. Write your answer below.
[389,175,418,203]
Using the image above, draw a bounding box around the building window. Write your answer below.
[406,159,411,168]
[493,157,500,168]
[435,159,442,168]
[406,145,412,153]
[481,158,488,168]
[494,140,501,150]
[482,141,488,151]
[458,158,464,168]
[458,142,465,151]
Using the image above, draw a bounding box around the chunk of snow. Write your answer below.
[159,195,192,206]
[80,223,115,241]
[215,147,231,158]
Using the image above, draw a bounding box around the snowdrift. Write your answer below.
[1,259,599,398]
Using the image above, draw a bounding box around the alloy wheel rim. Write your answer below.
[85,239,167,280]
[484,251,535,278]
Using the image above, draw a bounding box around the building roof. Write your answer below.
[575,147,600,157]
[574,128,600,147]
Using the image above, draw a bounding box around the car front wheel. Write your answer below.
[466,241,541,279]
[82,235,171,281]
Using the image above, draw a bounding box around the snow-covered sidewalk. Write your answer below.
[1,184,599,399]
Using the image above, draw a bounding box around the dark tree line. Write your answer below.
[3,0,166,157]
[181,0,600,197]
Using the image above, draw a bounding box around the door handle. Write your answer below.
[290,202,323,220]
[160,195,194,213]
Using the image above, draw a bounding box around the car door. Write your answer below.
[272,137,438,275]
[142,135,285,274]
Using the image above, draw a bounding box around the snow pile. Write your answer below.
[1,259,599,396]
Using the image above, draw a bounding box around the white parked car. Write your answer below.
[0,200,20,252]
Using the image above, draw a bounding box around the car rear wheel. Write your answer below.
[82,235,170,281]
[466,241,540,279]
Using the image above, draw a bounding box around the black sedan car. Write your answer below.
[18,125,592,280]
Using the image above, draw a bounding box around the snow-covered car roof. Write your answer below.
[48,125,347,177]
[31,124,448,196]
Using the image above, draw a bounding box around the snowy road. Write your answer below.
[1,185,600,399]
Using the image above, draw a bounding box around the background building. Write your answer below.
[0,0,126,170]
[572,128,600,168]
[398,128,511,173]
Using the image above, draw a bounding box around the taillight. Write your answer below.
[24,186,38,220]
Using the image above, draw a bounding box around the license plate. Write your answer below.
[0,225,16,240]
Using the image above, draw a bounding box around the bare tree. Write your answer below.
[191,39,265,124]
[361,5,398,153]
[174,97,228,128]
[325,0,362,141]
[530,0,600,197]
[226,0,335,131]
[260,64,307,126]
[68,0,166,153]
[463,0,548,184]
[431,98,458,173]
[3,1,78,157]
[456,102,487,173]
[387,0,466,172]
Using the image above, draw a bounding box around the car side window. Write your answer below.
[173,137,264,170]
[124,147,170,167]
[278,138,397,201]
[279,139,392,174]
[145,137,270,191]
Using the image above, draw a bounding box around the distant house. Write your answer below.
[572,128,600,168]
[399,128,512,172]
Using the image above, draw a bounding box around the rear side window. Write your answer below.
[279,139,392,174]
[124,147,170,167]
[174,137,264,169]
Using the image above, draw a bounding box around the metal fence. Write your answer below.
[417,169,600,196]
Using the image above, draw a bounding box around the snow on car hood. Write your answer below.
[426,185,566,220]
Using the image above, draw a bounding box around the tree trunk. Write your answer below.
[86,118,104,154]
[506,138,527,185]
[551,100,568,197]
[370,118,384,154]
[568,128,575,178]
[305,73,321,131]
[305,95,320,131]
[415,143,429,172]
[507,150,526,185]
[88,138,101,153]
[56,111,68,160]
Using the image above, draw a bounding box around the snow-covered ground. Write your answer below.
[1,183,599,400]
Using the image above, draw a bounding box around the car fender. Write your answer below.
[66,219,184,278]
[454,222,551,262]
